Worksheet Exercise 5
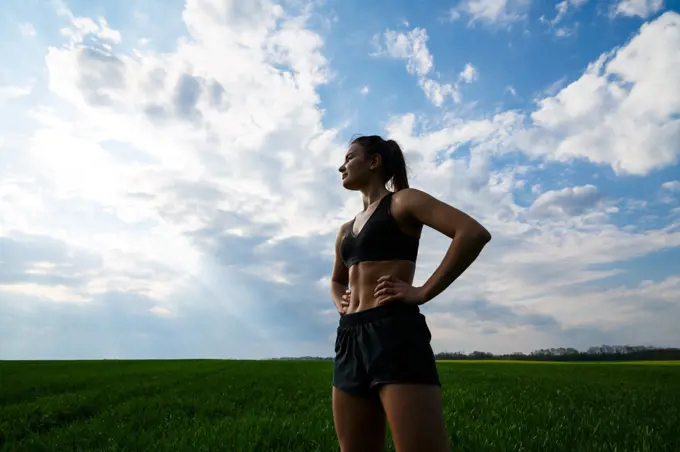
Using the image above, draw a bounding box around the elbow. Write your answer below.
[472,218,492,243]
[460,224,491,246]
[478,227,492,244]
[330,278,348,290]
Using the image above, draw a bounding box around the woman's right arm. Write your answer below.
[330,222,351,314]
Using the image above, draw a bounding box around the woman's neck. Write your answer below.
[360,184,390,210]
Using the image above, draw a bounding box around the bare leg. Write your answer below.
[332,386,387,452]
[379,384,450,452]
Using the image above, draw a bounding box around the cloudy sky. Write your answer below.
[1,0,678,360]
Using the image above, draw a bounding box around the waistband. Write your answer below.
[339,302,421,327]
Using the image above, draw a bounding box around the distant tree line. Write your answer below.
[267,345,680,361]
[433,345,680,362]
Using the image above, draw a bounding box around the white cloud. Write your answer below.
[0,283,90,303]
[662,180,680,191]
[453,0,531,25]
[418,78,461,106]
[540,0,588,38]
[18,22,37,38]
[385,110,523,163]
[554,0,570,24]
[149,305,174,316]
[372,28,475,107]
[0,0,345,310]
[613,0,665,19]
[377,28,433,77]
[541,76,568,97]
[60,16,122,45]
[516,11,680,175]
[428,275,680,354]
[529,184,602,218]
[554,26,575,37]
[360,85,369,95]
[553,0,588,25]
[449,9,462,21]
[0,85,32,100]
[460,63,478,83]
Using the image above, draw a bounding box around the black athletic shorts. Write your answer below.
[332,302,441,397]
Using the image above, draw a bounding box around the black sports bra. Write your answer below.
[340,192,419,267]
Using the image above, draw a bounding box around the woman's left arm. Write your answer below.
[399,188,491,304]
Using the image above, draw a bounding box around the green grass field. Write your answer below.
[1,360,679,451]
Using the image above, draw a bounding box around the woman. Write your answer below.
[330,135,492,452]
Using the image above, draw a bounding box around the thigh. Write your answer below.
[332,386,386,452]
[365,314,441,390]
[379,384,450,452]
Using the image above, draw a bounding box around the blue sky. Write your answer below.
[1,0,679,359]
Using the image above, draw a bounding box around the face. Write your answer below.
[338,143,379,190]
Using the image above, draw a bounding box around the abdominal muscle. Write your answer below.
[345,260,417,315]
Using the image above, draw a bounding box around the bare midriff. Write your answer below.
[345,260,416,315]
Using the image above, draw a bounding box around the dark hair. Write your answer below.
[351,135,409,192]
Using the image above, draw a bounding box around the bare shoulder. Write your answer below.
[335,220,353,241]
[391,188,491,240]
[391,187,440,212]
[340,219,353,233]
[392,187,433,200]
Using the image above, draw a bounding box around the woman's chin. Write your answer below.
[342,179,359,190]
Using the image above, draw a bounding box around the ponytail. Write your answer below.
[385,139,409,192]
[350,135,410,192]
